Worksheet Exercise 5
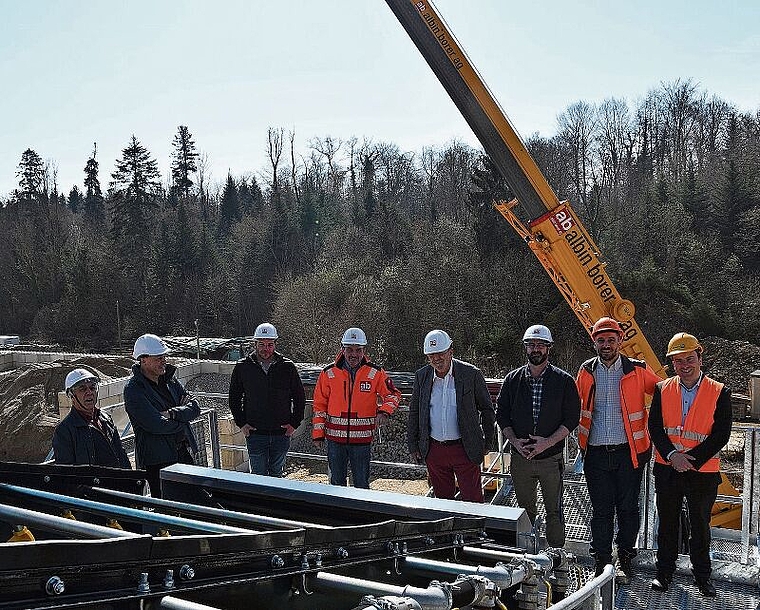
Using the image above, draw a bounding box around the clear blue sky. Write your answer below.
[1,0,758,198]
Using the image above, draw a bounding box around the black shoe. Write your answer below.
[651,576,671,592]
[616,556,633,585]
[594,556,612,577]
[695,578,716,597]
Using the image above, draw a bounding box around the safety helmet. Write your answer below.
[666,332,703,357]
[423,329,453,355]
[65,368,100,393]
[341,327,367,346]
[523,324,553,344]
[591,316,623,338]
[253,322,278,340]
[132,333,170,359]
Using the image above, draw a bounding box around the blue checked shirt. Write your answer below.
[588,356,628,445]
[524,365,546,431]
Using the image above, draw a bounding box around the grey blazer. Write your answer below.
[407,358,496,464]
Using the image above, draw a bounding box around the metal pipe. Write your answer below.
[461,545,554,571]
[90,486,326,530]
[160,596,223,610]
[0,502,139,539]
[548,564,615,610]
[313,572,452,610]
[0,484,251,535]
[402,556,529,590]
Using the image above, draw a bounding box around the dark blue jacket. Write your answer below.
[52,407,131,468]
[124,363,200,468]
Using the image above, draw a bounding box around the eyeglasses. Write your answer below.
[73,382,98,392]
[524,342,550,350]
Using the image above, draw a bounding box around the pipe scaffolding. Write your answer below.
[89,486,326,530]
[0,483,252,535]
[0,502,139,539]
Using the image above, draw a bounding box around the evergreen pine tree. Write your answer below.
[83,144,106,225]
[170,125,199,201]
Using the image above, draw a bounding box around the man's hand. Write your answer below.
[281,423,296,437]
[526,435,551,459]
[313,438,324,450]
[669,451,696,472]
[240,423,254,438]
[510,437,531,458]
[375,412,389,428]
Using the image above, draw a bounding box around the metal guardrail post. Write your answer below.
[207,408,221,469]
[742,427,760,564]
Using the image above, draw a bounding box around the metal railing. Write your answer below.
[46,403,221,470]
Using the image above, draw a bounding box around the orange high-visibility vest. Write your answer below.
[654,376,723,472]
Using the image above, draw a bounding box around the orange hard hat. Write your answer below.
[666,332,703,357]
[591,316,623,338]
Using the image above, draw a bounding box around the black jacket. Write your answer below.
[229,353,306,432]
[124,363,200,468]
[496,363,580,458]
[52,407,131,468]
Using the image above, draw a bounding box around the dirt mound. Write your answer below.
[0,356,133,462]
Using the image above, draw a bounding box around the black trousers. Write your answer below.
[145,445,195,499]
[583,444,644,562]
[653,463,720,580]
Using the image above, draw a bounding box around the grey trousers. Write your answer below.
[510,451,566,547]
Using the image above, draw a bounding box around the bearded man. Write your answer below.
[496,325,580,547]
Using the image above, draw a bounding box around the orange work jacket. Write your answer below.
[576,355,660,468]
[312,354,400,445]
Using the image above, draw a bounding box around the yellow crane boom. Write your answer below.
[385,0,666,377]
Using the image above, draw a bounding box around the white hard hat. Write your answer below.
[341,327,367,346]
[132,333,170,359]
[254,322,278,340]
[65,368,100,393]
[523,324,553,344]
[423,330,453,355]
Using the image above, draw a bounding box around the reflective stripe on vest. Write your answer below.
[654,376,723,472]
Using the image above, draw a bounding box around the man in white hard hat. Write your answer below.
[52,368,131,468]
[229,323,305,477]
[407,330,495,503]
[496,325,580,547]
[124,333,200,497]
[312,327,401,488]
[648,333,731,597]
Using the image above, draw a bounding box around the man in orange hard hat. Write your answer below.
[576,317,660,583]
[648,333,731,597]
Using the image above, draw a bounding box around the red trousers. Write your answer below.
[426,440,483,503]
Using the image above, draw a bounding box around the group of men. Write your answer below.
[51,318,731,596]
[497,318,729,597]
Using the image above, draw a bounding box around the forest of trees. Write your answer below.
[1,80,758,374]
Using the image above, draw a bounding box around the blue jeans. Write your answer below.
[326,440,371,488]
[246,434,290,477]
[583,444,644,562]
